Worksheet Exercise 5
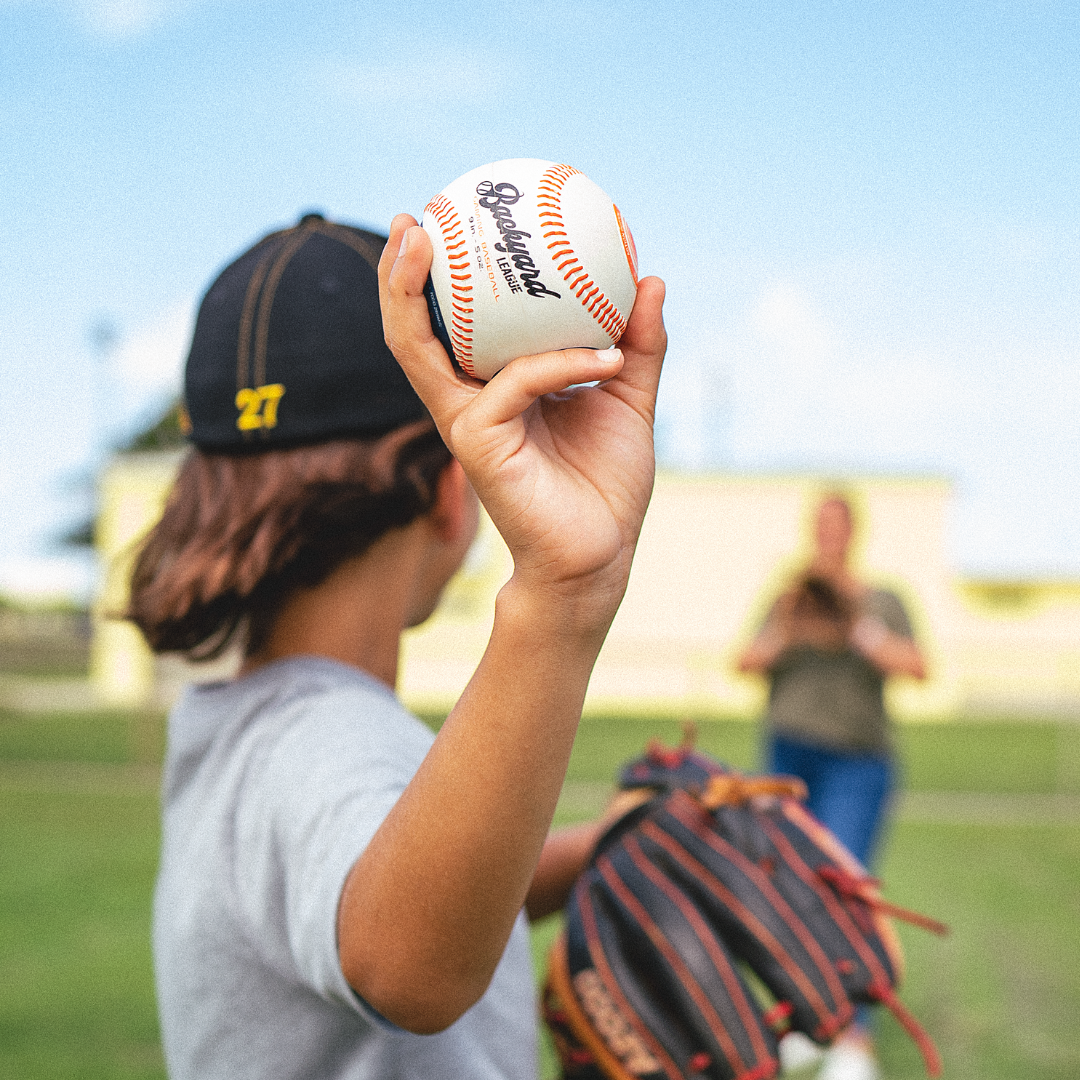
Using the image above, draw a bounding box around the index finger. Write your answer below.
[378,214,479,438]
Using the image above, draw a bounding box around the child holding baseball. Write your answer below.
[128,209,666,1079]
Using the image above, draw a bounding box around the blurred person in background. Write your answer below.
[736,493,926,1080]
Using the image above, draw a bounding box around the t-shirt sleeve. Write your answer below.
[867,589,915,640]
[234,686,434,1020]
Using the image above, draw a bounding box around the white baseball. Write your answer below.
[422,159,639,381]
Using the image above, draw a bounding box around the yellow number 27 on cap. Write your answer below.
[235,383,285,431]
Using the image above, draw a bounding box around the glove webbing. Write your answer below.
[753,803,944,1076]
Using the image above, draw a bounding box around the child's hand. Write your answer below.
[379,213,666,638]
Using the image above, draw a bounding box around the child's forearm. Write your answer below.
[355,212,666,1033]
[337,585,617,1033]
[525,823,604,922]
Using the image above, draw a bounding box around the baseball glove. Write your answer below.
[543,737,947,1080]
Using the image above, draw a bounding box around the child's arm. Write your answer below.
[524,786,659,921]
[336,214,666,1034]
[524,824,605,922]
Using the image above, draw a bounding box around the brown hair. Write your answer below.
[127,421,453,660]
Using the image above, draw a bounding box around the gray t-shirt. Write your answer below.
[764,588,915,756]
[154,656,537,1080]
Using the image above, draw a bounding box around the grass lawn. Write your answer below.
[0,789,163,1079]
[562,714,1080,795]
[1,709,1078,1078]
[0,709,166,767]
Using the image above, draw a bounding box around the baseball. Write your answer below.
[422,159,639,381]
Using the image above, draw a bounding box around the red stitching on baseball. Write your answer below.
[428,194,474,365]
[430,189,476,367]
[537,163,629,343]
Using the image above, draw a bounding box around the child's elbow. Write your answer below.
[341,950,489,1035]
[384,988,485,1036]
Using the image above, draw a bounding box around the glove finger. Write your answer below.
[644,792,853,1043]
[565,838,780,1080]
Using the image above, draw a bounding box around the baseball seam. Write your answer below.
[537,164,628,342]
[425,194,476,376]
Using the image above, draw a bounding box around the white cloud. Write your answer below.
[1,0,186,40]
[658,361,732,472]
[74,0,170,38]
[727,276,966,471]
[0,555,96,605]
[751,283,837,373]
[110,298,194,399]
[318,58,492,106]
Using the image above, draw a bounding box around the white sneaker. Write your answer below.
[778,1031,826,1073]
[817,1042,881,1080]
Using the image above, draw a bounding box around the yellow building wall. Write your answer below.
[92,454,1080,719]
[91,451,186,706]
[403,474,961,717]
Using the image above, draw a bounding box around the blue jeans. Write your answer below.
[766,733,895,869]
[766,733,896,1034]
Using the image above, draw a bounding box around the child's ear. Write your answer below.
[430,459,473,543]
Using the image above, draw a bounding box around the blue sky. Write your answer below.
[2,0,1078,598]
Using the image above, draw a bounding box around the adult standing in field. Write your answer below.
[736,493,927,1080]
[127,210,666,1079]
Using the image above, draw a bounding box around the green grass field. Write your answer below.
[1,708,1078,1078]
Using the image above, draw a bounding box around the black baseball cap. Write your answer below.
[183,213,428,451]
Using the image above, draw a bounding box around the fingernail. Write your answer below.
[398,228,411,258]
[598,348,623,363]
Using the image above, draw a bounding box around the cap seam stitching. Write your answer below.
[252,225,316,398]
[236,236,288,395]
